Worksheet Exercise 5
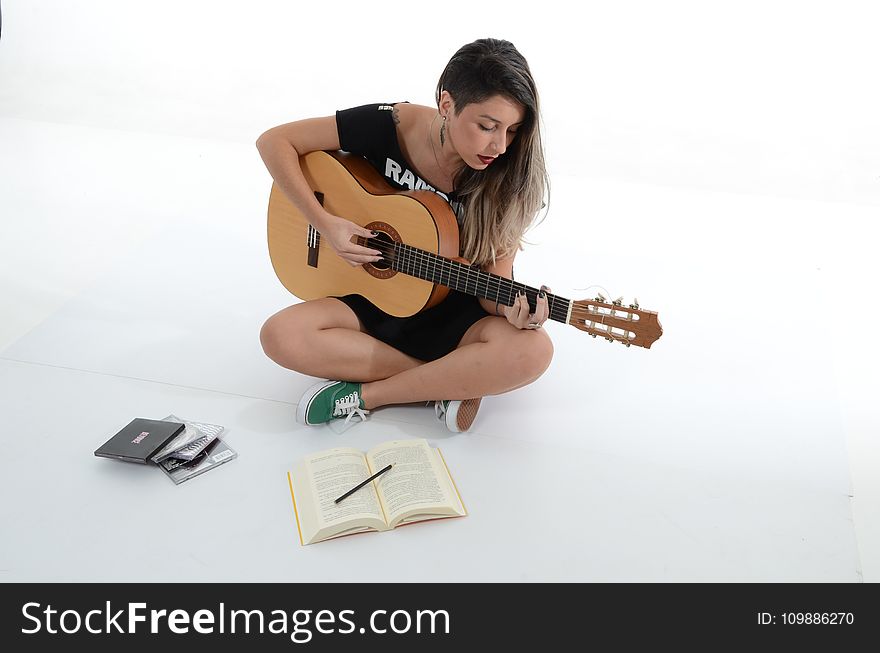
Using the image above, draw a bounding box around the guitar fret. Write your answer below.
[387,243,571,325]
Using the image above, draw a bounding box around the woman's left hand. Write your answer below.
[504,285,551,330]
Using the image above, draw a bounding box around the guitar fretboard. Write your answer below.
[358,237,572,324]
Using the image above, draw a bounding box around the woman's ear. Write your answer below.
[438,90,455,117]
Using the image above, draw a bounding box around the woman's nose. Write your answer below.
[493,133,507,155]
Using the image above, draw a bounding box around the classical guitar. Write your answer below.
[267,150,663,349]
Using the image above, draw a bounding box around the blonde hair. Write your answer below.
[437,38,550,267]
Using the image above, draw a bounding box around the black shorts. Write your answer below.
[335,291,489,362]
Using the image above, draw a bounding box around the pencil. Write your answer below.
[334,464,393,504]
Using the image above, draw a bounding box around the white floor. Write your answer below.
[1,116,878,582]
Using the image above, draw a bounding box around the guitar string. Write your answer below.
[352,237,640,329]
[341,237,641,339]
[394,243,573,322]
[354,237,572,322]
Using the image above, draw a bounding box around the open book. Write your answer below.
[287,438,467,546]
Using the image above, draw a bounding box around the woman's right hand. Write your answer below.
[318,214,384,266]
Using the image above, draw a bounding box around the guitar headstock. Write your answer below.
[569,294,663,349]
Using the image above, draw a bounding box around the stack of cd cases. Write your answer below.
[151,414,237,484]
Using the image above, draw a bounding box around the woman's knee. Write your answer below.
[509,329,554,381]
[260,299,361,367]
[260,312,294,363]
[259,305,313,366]
[531,330,555,375]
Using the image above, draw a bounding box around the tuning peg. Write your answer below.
[628,298,640,310]
[590,333,597,338]
[623,341,631,347]
[605,336,614,343]
[612,296,623,306]
[595,293,606,303]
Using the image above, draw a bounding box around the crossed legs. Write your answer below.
[260,298,553,409]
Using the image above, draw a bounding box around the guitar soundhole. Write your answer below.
[369,231,395,271]
[362,221,400,280]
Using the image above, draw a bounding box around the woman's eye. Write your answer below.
[479,124,495,132]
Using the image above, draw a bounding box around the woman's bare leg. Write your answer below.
[358,315,553,409]
[262,301,553,411]
[260,298,423,382]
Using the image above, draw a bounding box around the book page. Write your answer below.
[307,449,385,525]
[289,447,388,545]
[366,439,464,527]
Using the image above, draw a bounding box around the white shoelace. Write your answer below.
[333,392,368,431]
[434,400,450,420]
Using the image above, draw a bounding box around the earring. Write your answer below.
[439,115,447,147]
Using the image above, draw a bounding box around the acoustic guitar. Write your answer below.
[267,150,663,349]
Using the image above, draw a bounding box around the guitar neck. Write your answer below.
[357,237,572,324]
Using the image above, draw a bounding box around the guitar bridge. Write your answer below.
[307,224,320,268]
[307,191,324,268]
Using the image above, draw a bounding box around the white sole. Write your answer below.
[445,398,482,432]
[296,380,339,426]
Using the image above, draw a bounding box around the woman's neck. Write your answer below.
[395,104,462,194]
[426,113,464,191]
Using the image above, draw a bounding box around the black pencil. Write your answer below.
[334,464,393,504]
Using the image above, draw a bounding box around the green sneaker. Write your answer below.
[297,380,368,429]
[434,398,482,433]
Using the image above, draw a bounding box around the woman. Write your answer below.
[256,38,553,432]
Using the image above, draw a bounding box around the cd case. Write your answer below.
[94,418,185,464]
[158,438,237,484]
[151,414,225,463]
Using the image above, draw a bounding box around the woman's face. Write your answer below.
[441,92,526,170]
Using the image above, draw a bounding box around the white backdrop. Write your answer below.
[1,0,878,206]
[1,0,879,583]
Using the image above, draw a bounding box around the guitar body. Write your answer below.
[267,150,461,317]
